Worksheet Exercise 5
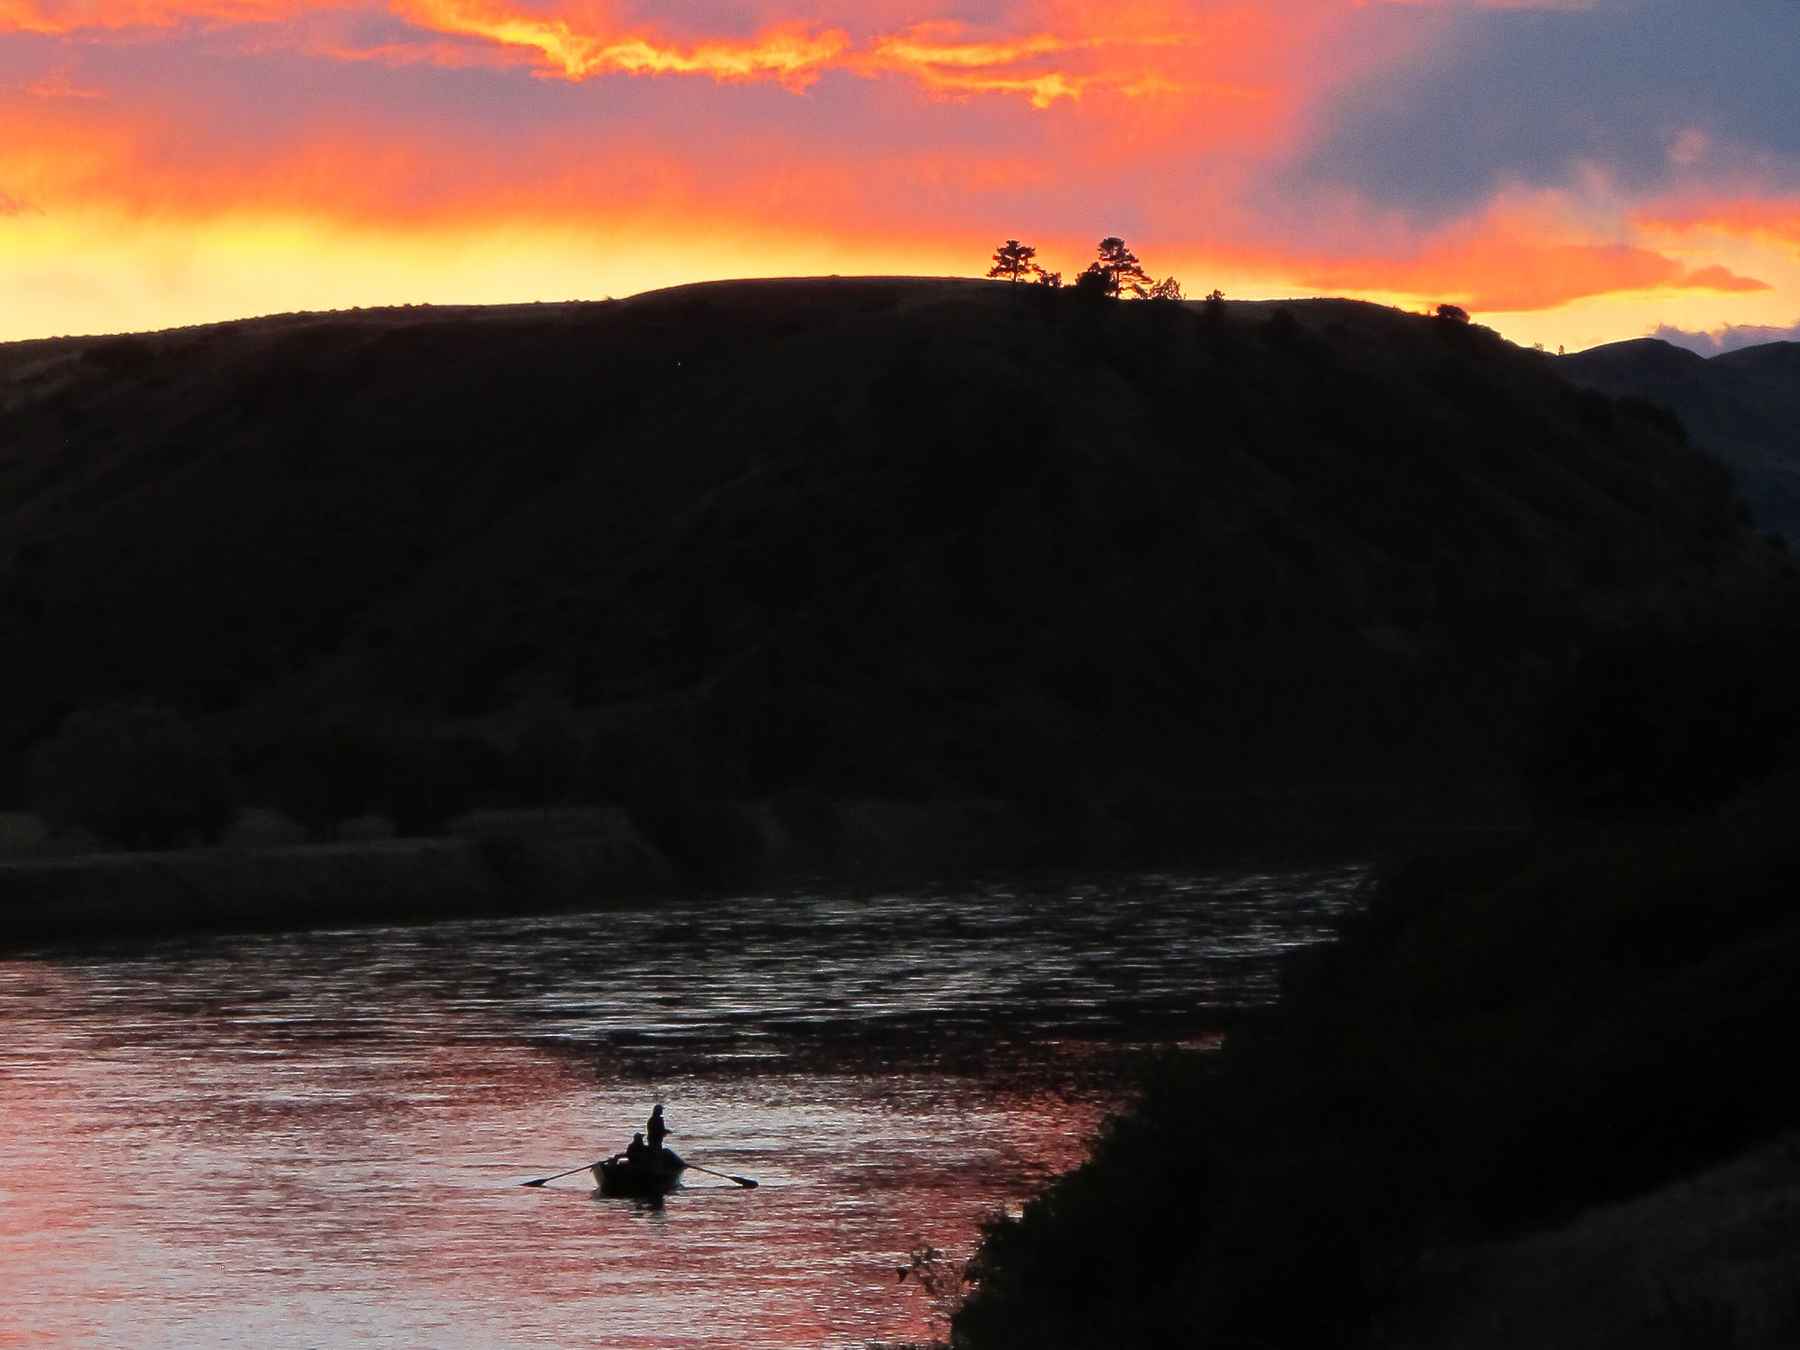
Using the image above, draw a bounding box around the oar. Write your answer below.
[522,1160,604,1188]
[686,1163,758,1189]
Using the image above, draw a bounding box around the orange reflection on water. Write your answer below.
[0,964,1117,1348]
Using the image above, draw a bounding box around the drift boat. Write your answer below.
[592,1148,686,1198]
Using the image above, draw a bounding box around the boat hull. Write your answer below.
[592,1149,686,1197]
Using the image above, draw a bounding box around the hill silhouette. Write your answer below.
[1561,337,1800,542]
[1,280,1790,848]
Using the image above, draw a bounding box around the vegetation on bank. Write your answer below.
[951,777,1800,1347]
[947,613,1800,1346]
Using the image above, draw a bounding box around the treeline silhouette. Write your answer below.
[2,280,1792,855]
[24,697,798,855]
[987,236,1185,299]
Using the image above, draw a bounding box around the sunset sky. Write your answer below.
[3,0,1798,352]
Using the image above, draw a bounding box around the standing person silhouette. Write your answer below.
[646,1103,670,1154]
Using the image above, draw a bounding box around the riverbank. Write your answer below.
[952,798,1800,1348]
[0,785,1494,950]
[0,832,661,948]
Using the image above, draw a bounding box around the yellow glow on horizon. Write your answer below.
[4,206,1796,355]
[0,208,991,342]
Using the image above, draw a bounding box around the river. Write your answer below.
[0,867,1364,1348]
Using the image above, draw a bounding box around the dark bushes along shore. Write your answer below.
[952,797,1800,1349]
[951,618,1800,1347]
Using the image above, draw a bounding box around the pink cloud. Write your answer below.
[0,0,315,32]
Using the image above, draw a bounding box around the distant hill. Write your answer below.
[1560,337,1800,542]
[0,281,1789,842]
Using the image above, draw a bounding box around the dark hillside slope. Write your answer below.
[0,283,1786,834]
[1561,337,1800,541]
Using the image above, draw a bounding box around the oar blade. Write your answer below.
[679,1161,760,1189]
[522,1160,601,1188]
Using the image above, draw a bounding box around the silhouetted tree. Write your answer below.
[31,702,236,850]
[988,240,1039,285]
[1095,237,1152,298]
[1073,265,1114,302]
[1036,269,1063,288]
[1436,303,1471,324]
[1146,277,1184,302]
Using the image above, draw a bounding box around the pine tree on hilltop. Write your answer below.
[988,240,1040,285]
[1095,237,1152,298]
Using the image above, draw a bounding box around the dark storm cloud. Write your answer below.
[1290,0,1800,219]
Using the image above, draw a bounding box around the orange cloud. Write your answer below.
[855,2,1366,112]
[370,2,1209,105]
[0,1,1352,225]
[1678,263,1772,294]
[2,73,1047,236]
[1635,198,1800,250]
[0,0,1341,111]
[854,22,1201,107]
[389,0,849,87]
[1347,244,1767,313]
[1194,208,1774,313]
[0,92,143,205]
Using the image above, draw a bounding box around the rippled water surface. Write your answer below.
[0,868,1363,1347]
